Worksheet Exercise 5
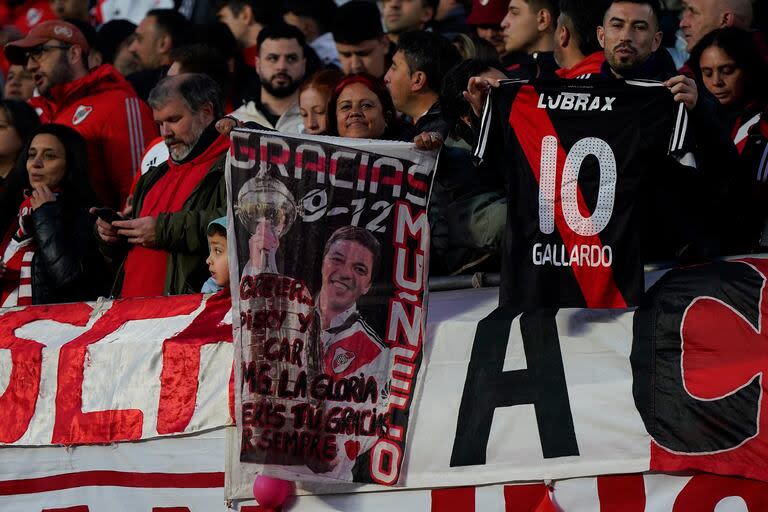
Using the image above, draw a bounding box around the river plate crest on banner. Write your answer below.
[226,129,438,485]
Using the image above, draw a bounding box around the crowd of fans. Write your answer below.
[0,0,765,307]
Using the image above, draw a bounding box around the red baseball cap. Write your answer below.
[466,0,509,26]
[4,20,89,65]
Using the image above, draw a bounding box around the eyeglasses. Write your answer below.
[25,44,71,64]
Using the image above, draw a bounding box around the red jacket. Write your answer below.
[9,0,55,34]
[0,0,55,76]
[555,52,606,79]
[29,65,158,209]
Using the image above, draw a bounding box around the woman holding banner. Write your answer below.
[327,73,407,140]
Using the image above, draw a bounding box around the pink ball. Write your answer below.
[252,475,293,508]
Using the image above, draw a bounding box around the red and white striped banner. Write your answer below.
[3,259,768,508]
[0,428,764,512]
[0,293,233,446]
[285,474,768,512]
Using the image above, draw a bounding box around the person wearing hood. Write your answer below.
[4,20,157,211]
[202,216,230,294]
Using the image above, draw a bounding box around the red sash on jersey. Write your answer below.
[509,85,627,308]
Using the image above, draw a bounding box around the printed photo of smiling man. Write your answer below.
[316,225,387,380]
[308,224,390,480]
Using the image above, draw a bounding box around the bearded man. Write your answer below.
[232,23,306,133]
[4,20,156,210]
[95,73,230,297]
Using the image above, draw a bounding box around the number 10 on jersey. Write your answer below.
[538,136,617,237]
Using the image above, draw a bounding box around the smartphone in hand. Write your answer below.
[93,208,124,223]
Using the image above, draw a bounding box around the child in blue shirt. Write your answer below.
[202,216,229,293]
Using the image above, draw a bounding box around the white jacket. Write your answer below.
[231,100,304,134]
[95,0,174,24]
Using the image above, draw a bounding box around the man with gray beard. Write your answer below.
[231,23,306,133]
[95,73,231,297]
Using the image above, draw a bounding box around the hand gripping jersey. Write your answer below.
[475,79,693,309]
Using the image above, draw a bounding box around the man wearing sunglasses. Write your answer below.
[4,20,156,211]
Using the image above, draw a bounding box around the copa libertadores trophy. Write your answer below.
[236,173,322,466]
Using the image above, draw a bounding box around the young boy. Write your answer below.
[203,216,230,293]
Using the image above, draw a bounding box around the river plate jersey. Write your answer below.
[475,79,693,309]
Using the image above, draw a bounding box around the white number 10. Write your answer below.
[539,136,617,237]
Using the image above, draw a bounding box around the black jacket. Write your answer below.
[29,200,110,305]
[504,51,560,80]
[0,167,27,238]
[398,101,452,142]
[600,52,742,259]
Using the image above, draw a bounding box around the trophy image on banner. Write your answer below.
[236,172,322,465]
[236,175,295,275]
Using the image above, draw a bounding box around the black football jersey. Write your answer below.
[475,79,693,309]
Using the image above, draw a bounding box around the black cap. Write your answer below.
[332,1,384,45]
[93,19,136,64]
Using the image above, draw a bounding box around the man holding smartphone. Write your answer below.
[95,73,229,297]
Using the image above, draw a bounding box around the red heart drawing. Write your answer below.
[344,440,360,460]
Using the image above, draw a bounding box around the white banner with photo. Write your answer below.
[226,129,438,485]
[226,286,650,497]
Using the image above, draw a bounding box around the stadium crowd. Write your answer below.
[0,0,765,306]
